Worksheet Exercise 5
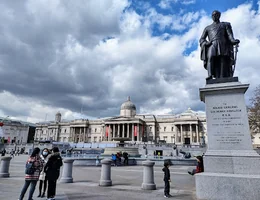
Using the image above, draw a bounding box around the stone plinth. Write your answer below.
[196,81,260,200]
[0,156,12,178]
[59,159,74,183]
[141,160,156,190]
[99,159,112,186]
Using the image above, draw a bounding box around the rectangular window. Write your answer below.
[164,127,166,132]
[171,127,174,132]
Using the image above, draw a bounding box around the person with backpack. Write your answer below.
[37,148,50,198]
[44,147,63,200]
[18,147,43,200]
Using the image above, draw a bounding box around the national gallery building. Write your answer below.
[35,97,207,146]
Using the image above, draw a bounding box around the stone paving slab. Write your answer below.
[0,155,197,200]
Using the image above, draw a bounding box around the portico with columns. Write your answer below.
[103,118,145,142]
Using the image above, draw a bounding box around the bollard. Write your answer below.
[141,160,156,190]
[0,156,12,178]
[59,159,74,183]
[99,159,112,186]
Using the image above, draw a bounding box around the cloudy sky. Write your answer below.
[0,0,260,123]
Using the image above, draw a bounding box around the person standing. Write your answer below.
[18,147,43,200]
[1,148,6,156]
[37,148,50,198]
[162,162,172,198]
[44,147,63,200]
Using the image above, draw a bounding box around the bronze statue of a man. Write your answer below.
[200,10,240,80]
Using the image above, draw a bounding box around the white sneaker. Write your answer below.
[164,195,169,198]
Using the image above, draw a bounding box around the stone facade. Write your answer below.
[35,98,207,146]
[0,118,35,144]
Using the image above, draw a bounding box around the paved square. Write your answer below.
[0,155,197,200]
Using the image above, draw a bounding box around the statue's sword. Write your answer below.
[232,44,239,76]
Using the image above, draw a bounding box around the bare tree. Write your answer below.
[248,85,260,135]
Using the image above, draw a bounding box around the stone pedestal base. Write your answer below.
[141,161,156,190]
[141,183,156,190]
[0,157,12,178]
[196,172,260,200]
[99,180,112,186]
[59,159,74,183]
[204,150,260,174]
[99,159,112,187]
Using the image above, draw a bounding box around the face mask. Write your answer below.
[42,152,48,156]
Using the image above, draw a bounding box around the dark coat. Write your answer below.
[162,167,170,181]
[44,152,63,181]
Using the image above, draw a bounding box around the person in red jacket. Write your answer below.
[188,155,204,175]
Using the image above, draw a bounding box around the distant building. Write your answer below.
[0,117,36,144]
[35,97,207,146]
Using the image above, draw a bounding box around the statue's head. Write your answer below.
[212,10,221,22]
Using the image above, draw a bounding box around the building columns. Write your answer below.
[190,124,192,143]
[196,124,199,143]
[137,124,140,141]
[122,124,125,137]
[180,125,183,144]
[174,125,177,144]
[108,124,111,141]
[113,124,115,139]
[127,124,130,138]
[132,124,134,141]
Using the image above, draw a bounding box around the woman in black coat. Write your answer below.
[44,147,63,200]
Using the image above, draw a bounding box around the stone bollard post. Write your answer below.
[141,160,156,190]
[0,156,12,178]
[99,159,112,186]
[59,159,74,183]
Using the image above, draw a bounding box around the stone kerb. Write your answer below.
[99,159,112,186]
[141,160,156,190]
[59,159,74,183]
[0,156,12,178]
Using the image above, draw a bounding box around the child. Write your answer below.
[162,162,172,198]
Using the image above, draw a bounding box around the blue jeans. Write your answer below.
[19,180,37,200]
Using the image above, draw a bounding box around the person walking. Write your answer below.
[37,148,50,198]
[10,149,15,158]
[18,147,43,200]
[44,147,63,200]
[162,162,172,198]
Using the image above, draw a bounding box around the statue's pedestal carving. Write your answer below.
[195,81,260,200]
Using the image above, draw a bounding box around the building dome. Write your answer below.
[120,96,136,117]
[121,96,136,110]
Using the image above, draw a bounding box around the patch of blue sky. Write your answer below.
[183,41,198,56]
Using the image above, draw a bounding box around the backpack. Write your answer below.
[25,161,35,175]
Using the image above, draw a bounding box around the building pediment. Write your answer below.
[104,116,144,124]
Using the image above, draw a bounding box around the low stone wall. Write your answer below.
[135,158,197,166]
[72,158,137,166]
[65,157,196,166]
